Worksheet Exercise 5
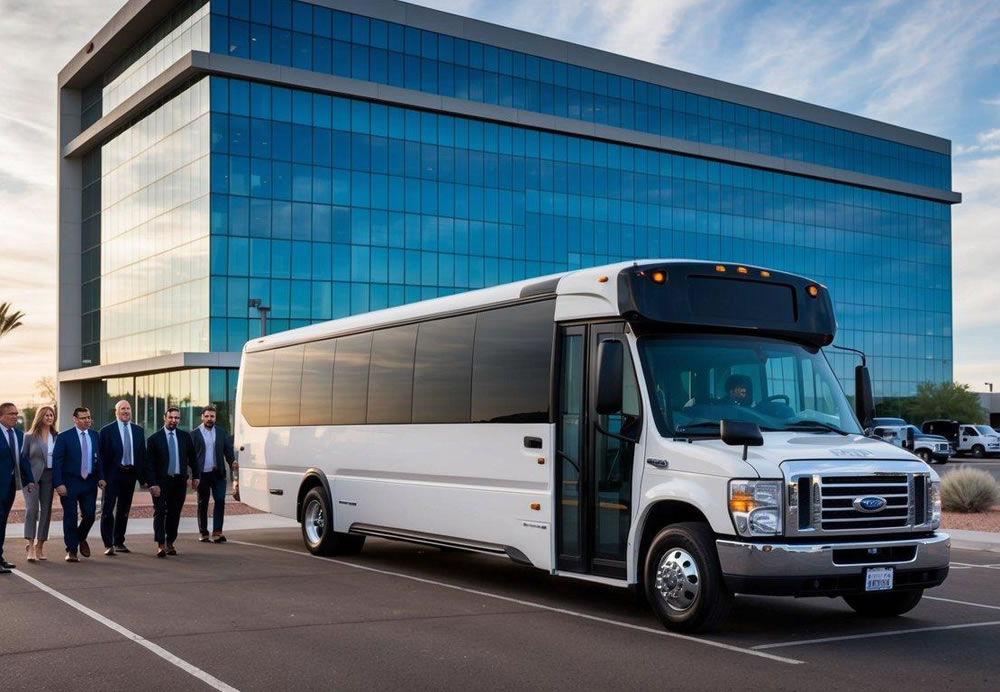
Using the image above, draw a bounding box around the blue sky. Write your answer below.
[0,0,998,405]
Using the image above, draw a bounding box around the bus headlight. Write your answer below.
[929,480,941,529]
[729,480,783,537]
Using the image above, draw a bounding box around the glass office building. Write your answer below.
[58,0,959,430]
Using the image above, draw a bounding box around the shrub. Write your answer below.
[941,469,1000,513]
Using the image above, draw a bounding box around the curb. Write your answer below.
[948,529,1000,553]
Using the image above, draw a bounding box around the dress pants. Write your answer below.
[152,476,188,545]
[196,469,227,535]
[23,468,55,541]
[0,483,15,562]
[61,476,98,553]
[101,466,137,548]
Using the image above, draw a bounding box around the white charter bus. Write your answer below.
[235,260,949,632]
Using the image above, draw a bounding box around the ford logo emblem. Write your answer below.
[853,496,888,513]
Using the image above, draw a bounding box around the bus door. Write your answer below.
[556,323,641,579]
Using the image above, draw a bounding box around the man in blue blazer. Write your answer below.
[98,400,146,556]
[1,402,35,573]
[53,407,105,562]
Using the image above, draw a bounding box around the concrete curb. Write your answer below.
[947,529,1000,553]
[4,513,299,542]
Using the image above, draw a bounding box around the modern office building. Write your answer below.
[57,0,960,430]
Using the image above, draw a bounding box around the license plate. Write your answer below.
[865,567,894,592]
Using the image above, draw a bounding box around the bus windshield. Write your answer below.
[637,334,862,437]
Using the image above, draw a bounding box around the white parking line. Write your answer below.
[12,570,240,692]
[949,562,1000,570]
[231,540,803,665]
[753,620,1000,650]
[925,595,1000,611]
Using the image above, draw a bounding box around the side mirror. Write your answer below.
[905,427,915,450]
[720,420,763,461]
[855,365,874,430]
[595,340,624,415]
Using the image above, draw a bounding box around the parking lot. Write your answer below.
[2,527,1000,691]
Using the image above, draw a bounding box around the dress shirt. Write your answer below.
[46,434,55,469]
[199,424,216,473]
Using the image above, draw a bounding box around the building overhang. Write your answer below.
[58,351,242,383]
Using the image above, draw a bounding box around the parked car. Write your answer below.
[870,424,951,464]
[921,420,1000,458]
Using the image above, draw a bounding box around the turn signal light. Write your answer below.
[597,275,608,283]
[729,491,755,514]
[530,502,541,511]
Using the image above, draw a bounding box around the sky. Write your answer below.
[1,0,998,407]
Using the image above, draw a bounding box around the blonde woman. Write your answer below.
[22,407,58,561]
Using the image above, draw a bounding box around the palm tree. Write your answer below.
[0,302,25,339]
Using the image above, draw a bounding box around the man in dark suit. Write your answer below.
[53,407,105,562]
[1,403,35,573]
[98,400,146,556]
[146,406,199,557]
[192,405,236,543]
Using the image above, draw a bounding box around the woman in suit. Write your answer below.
[22,406,58,562]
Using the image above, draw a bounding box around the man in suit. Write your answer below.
[1,403,35,573]
[146,407,199,557]
[98,400,146,556]
[53,407,105,562]
[193,405,236,544]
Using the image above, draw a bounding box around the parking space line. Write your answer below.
[12,570,240,692]
[753,620,1000,650]
[230,540,804,665]
[925,595,1000,611]
[949,562,1000,570]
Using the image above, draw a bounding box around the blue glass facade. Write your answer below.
[210,0,949,191]
[63,0,955,429]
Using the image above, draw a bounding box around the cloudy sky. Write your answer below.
[1,0,998,406]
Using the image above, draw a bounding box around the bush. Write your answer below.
[941,469,1000,513]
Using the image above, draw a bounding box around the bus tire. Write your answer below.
[843,588,923,617]
[300,487,366,556]
[643,522,732,633]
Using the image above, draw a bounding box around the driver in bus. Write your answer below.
[721,374,752,407]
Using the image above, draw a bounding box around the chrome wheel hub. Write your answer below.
[655,548,701,612]
[304,500,325,545]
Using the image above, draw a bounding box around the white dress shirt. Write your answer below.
[199,424,216,473]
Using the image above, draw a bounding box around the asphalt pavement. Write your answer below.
[3,526,1000,691]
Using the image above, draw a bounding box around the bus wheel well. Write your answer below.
[297,474,326,523]
[638,501,710,576]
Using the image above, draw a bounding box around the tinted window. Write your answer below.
[471,300,555,423]
[412,314,475,423]
[241,350,274,427]
[332,332,372,424]
[367,325,418,424]
[270,345,304,426]
[299,339,336,425]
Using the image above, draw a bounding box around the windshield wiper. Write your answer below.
[674,421,721,439]
[780,420,849,436]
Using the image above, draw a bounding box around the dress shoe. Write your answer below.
[212,531,227,543]
[1,560,15,569]
[156,546,166,558]
[166,544,177,556]
[104,546,116,556]
[0,564,10,574]
[199,534,210,542]
[65,552,79,563]
[114,544,130,554]
[79,540,91,558]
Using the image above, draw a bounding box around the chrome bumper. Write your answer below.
[717,532,950,579]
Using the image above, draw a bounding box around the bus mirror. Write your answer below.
[595,340,624,415]
[855,365,874,429]
[720,420,763,461]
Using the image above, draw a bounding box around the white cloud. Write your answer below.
[955,128,1000,156]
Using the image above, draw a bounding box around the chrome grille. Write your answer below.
[819,475,910,531]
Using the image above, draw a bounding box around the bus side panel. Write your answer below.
[331,423,553,569]
[233,421,300,519]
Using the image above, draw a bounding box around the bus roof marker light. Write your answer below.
[737,266,748,274]
[807,285,820,297]
[651,270,667,284]
[597,275,609,283]
[715,265,726,272]
[760,270,771,278]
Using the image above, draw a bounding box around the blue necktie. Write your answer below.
[168,431,180,475]
[6,428,15,477]
[122,424,132,466]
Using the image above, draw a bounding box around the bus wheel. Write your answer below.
[843,589,923,617]
[644,522,732,633]
[301,487,366,556]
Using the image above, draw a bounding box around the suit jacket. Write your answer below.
[191,426,235,480]
[22,431,55,484]
[98,420,147,481]
[146,427,198,486]
[52,427,102,488]
[1,426,33,496]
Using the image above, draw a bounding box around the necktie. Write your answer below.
[6,428,14,467]
[122,424,132,466]
[80,432,90,479]
[168,431,179,476]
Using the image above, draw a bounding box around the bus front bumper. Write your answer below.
[716,532,950,597]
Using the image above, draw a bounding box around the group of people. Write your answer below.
[0,400,236,571]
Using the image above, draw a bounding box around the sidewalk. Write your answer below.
[947,529,1000,554]
[4,511,298,542]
